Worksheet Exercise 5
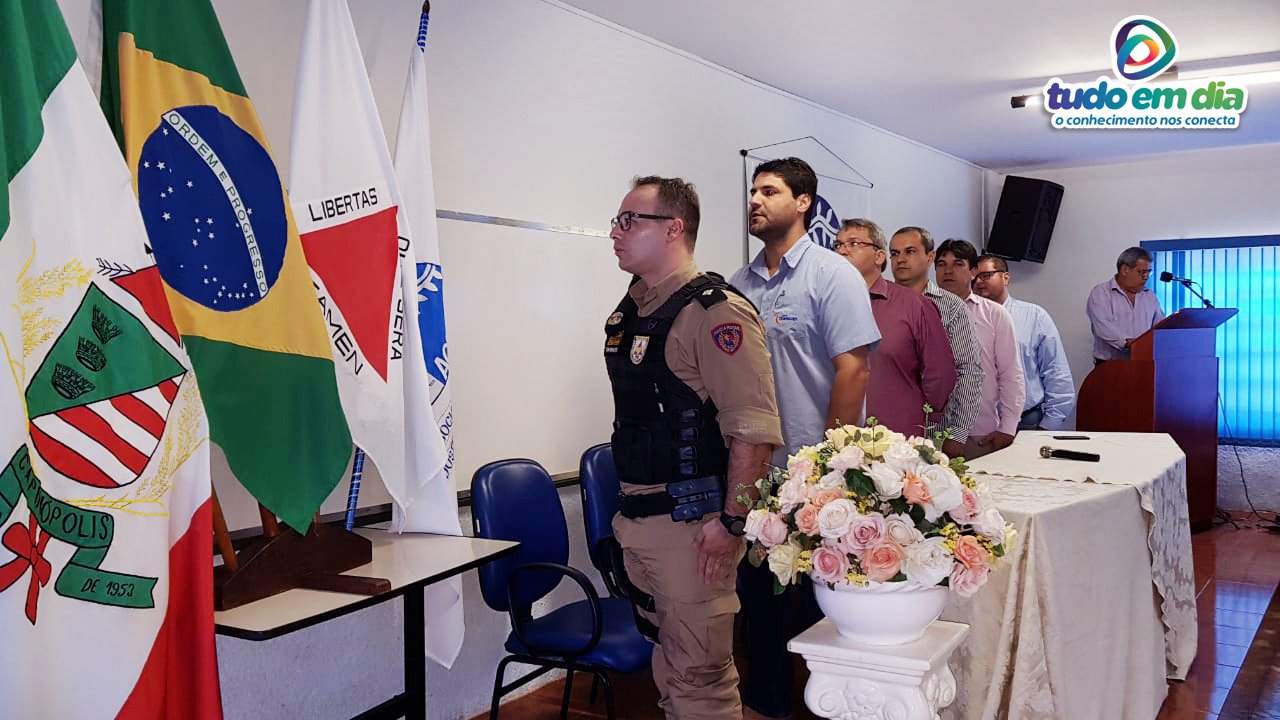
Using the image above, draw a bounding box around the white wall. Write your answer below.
[52,0,987,716]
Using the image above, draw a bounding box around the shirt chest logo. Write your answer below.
[630,335,650,364]
[607,311,624,326]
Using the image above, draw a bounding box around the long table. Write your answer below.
[941,431,1197,719]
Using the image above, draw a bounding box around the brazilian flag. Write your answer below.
[100,0,352,531]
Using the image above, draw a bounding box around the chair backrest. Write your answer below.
[471,459,569,612]
[579,443,622,591]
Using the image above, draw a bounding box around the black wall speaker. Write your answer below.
[986,176,1064,264]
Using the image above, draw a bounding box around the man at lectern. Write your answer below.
[1086,247,1165,365]
[604,175,782,719]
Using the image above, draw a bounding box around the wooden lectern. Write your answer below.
[1077,307,1237,531]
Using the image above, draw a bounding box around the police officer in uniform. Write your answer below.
[605,176,782,719]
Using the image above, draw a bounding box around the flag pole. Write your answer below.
[344,447,367,530]
[211,487,240,572]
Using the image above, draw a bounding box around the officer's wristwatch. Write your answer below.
[719,512,747,537]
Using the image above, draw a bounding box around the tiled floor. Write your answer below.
[475,517,1280,720]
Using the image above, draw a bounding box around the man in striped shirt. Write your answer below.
[889,226,984,459]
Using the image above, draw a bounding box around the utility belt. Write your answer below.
[617,475,724,522]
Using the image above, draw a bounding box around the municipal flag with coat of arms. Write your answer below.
[1,0,220,716]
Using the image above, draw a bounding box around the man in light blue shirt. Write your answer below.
[730,160,880,465]
[974,254,1075,430]
[729,157,880,719]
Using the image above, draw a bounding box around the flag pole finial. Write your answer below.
[422,1,430,12]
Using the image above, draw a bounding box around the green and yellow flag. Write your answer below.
[100,0,352,531]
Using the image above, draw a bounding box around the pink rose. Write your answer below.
[862,541,905,583]
[757,512,790,548]
[953,535,989,571]
[950,487,983,524]
[811,488,845,509]
[950,562,990,597]
[810,546,850,586]
[794,502,821,535]
[842,512,887,554]
[902,472,932,506]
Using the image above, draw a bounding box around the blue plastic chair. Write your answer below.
[471,459,652,720]
[579,443,626,599]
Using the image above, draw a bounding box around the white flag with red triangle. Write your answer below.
[289,0,450,538]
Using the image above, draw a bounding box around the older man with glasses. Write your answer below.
[1086,246,1165,366]
[834,219,956,437]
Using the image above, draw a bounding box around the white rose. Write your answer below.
[884,513,924,546]
[817,498,858,539]
[902,537,954,587]
[1002,523,1020,553]
[825,426,853,448]
[972,508,1008,541]
[827,444,866,473]
[866,461,905,499]
[917,464,964,518]
[767,541,802,587]
[883,440,922,473]
[786,456,817,485]
[817,469,846,490]
[775,478,809,513]
[743,508,769,542]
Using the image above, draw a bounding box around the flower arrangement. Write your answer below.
[742,422,1016,597]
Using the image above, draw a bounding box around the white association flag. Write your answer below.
[393,3,467,668]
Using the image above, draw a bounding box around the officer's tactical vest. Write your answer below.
[603,273,740,488]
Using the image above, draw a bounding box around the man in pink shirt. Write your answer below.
[835,219,956,437]
[935,239,1025,458]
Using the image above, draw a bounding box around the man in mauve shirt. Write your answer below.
[834,219,956,437]
[1086,246,1165,365]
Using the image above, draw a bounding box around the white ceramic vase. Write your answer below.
[811,580,950,646]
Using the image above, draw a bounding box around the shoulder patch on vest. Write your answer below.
[711,322,743,355]
[695,287,728,309]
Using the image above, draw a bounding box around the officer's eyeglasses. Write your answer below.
[832,240,880,252]
[610,211,674,232]
[975,270,1007,282]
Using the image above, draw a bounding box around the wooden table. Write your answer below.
[214,529,519,719]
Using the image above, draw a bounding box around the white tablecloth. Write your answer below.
[941,431,1197,719]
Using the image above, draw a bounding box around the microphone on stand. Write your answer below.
[1158,271,1215,308]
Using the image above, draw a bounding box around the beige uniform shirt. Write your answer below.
[618,263,783,499]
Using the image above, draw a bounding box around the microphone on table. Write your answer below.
[1040,446,1100,463]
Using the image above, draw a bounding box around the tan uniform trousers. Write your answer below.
[613,513,745,720]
